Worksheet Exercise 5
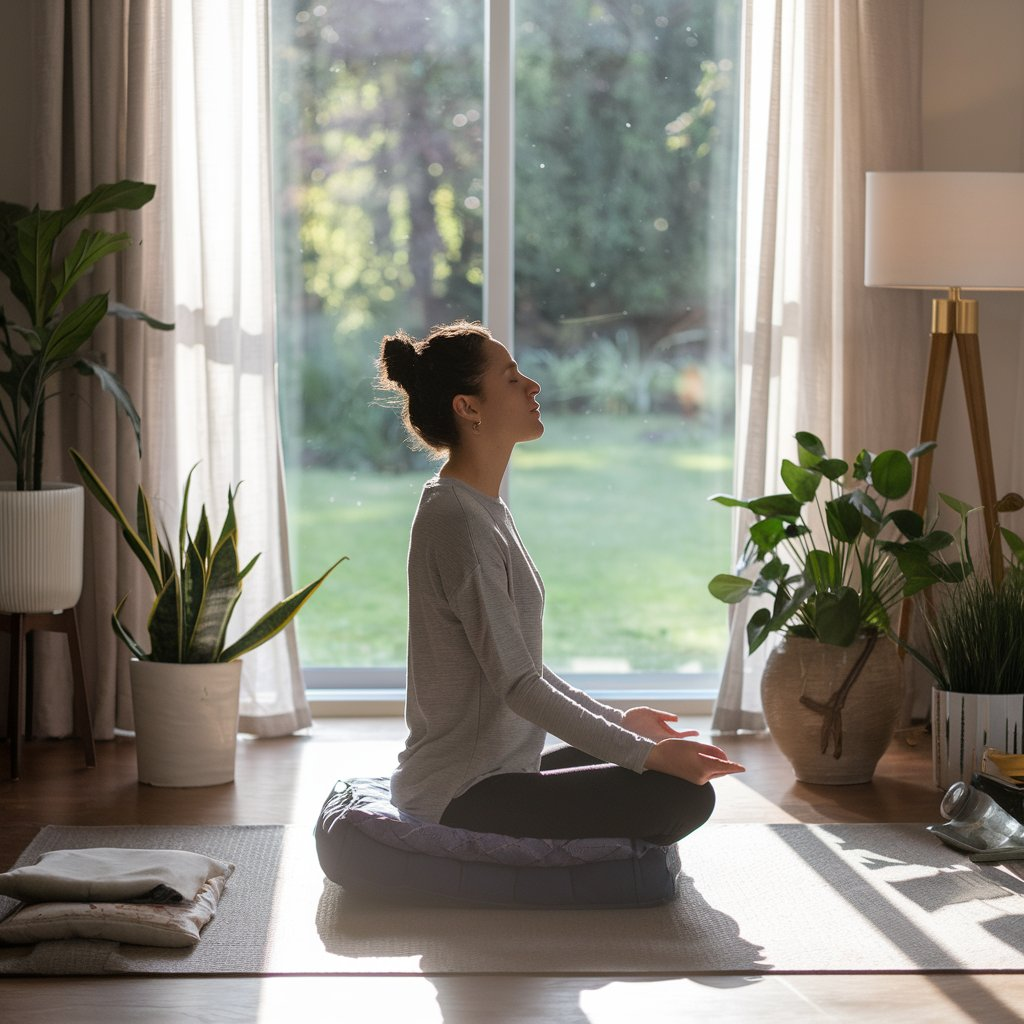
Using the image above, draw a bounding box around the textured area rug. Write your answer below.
[1,822,1023,976]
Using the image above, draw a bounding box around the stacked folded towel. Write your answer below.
[0,848,235,948]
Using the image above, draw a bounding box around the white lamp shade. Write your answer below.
[865,171,1024,290]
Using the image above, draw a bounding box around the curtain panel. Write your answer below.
[21,0,310,740]
[712,0,927,733]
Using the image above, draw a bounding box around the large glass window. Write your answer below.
[271,0,739,693]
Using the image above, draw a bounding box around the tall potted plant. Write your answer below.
[0,180,171,613]
[70,450,346,787]
[709,431,970,784]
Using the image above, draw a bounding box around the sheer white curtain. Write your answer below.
[29,0,309,739]
[712,0,927,733]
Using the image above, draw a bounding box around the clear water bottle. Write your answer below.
[940,781,1024,850]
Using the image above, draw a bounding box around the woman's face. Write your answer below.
[473,338,544,445]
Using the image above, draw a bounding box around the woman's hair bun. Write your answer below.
[379,331,419,391]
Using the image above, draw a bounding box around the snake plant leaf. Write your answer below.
[186,533,244,661]
[219,556,347,663]
[111,595,148,661]
[147,574,182,662]
[239,552,260,580]
[75,354,143,456]
[45,293,109,361]
[214,484,240,553]
[178,464,198,561]
[869,449,913,500]
[180,538,206,658]
[194,507,212,564]
[134,481,158,560]
[708,573,752,604]
[69,448,162,589]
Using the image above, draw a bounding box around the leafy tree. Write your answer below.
[272,0,738,469]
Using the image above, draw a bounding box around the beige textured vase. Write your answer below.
[760,635,903,785]
[129,660,243,787]
[0,483,84,613]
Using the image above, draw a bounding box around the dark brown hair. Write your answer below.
[377,320,493,455]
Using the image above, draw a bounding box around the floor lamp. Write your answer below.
[864,171,1024,643]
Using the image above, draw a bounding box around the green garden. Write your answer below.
[288,411,732,673]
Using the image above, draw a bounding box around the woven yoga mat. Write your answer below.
[2,821,1023,976]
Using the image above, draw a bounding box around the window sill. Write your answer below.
[307,688,717,718]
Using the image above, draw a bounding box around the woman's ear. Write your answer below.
[451,394,479,424]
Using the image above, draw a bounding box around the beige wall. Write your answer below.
[1,1,1023,509]
[922,0,1024,524]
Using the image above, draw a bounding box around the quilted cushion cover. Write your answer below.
[315,777,681,908]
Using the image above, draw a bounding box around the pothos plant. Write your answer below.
[708,431,971,654]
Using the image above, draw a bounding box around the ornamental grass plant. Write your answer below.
[917,570,1024,695]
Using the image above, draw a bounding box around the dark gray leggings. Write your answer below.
[439,744,716,845]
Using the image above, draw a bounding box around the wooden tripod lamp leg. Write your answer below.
[956,328,1003,585]
[898,323,955,648]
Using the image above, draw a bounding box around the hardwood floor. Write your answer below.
[1,717,1023,1023]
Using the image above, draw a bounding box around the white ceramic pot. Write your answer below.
[129,659,243,787]
[761,635,903,785]
[0,483,84,613]
[932,689,1024,789]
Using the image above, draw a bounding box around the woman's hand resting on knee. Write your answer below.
[643,736,746,786]
[622,706,745,785]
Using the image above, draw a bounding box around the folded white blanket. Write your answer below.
[0,848,234,904]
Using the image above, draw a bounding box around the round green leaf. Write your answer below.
[780,459,821,504]
[870,449,913,500]
[887,508,923,539]
[708,574,752,604]
[813,587,861,646]
[825,497,862,542]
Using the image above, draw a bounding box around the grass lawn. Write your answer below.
[286,412,733,673]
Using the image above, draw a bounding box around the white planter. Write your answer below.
[932,689,1024,789]
[0,483,84,613]
[129,659,243,787]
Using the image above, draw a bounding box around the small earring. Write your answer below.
[473,420,482,433]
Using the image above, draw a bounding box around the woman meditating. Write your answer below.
[377,320,744,844]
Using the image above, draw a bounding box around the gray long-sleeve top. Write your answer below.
[389,475,655,822]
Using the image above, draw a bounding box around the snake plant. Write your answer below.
[70,449,345,663]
